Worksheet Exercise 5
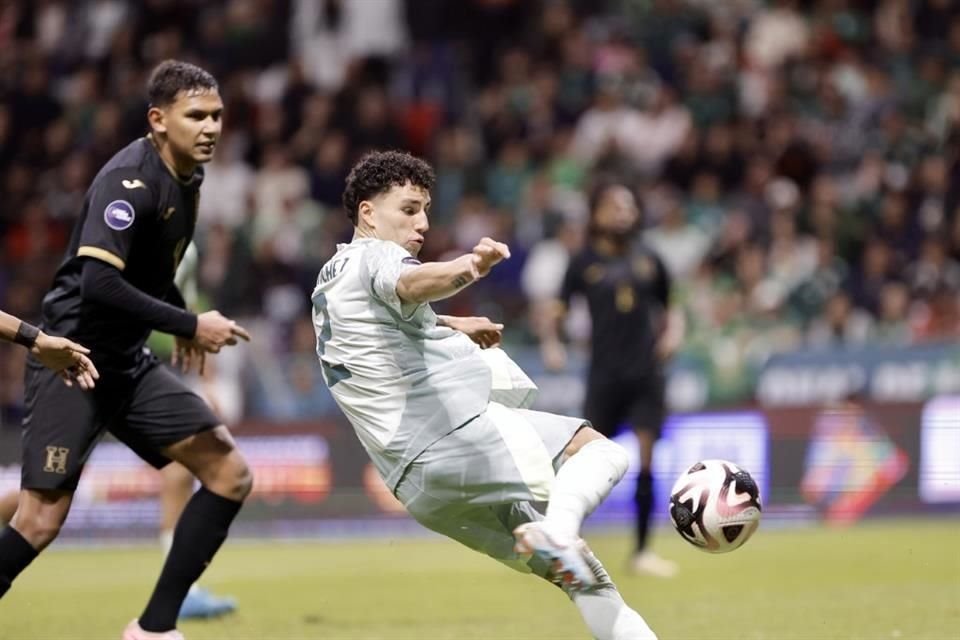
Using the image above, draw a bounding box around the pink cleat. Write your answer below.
[121,619,185,640]
[513,522,602,590]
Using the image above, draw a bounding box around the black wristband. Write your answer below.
[14,322,40,349]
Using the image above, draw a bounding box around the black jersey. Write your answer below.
[561,241,670,377]
[40,136,202,373]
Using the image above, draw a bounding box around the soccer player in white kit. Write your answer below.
[312,150,657,640]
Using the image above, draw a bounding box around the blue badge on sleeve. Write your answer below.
[104,200,136,230]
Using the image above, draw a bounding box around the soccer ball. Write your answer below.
[668,459,762,553]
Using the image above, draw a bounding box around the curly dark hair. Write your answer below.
[342,150,436,225]
[147,59,218,107]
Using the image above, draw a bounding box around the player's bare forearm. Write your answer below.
[0,311,23,342]
[0,311,42,350]
[1,310,99,388]
[397,238,510,305]
[396,255,479,304]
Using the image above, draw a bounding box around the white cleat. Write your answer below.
[513,522,601,590]
[121,619,185,640]
[628,550,678,578]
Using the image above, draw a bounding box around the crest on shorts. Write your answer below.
[104,199,135,230]
[44,446,70,474]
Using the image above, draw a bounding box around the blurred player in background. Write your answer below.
[0,60,252,640]
[157,241,238,620]
[312,151,657,640]
[540,181,683,578]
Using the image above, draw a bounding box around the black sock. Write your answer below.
[138,487,242,631]
[634,471,654,553]
[0,526,39,599]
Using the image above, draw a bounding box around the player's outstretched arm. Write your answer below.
[174,311,251,375]
[397,237,510,305]
[0,310,99,389]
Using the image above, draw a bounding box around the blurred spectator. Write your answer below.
[643,185,710,279]
[871,280,913,344]
[807,290,874,348]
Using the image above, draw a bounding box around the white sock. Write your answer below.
[544,438,629,540]
[573,587,658,640]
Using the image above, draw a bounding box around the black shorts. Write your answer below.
[20,353,221,491]
[583,369,666,439]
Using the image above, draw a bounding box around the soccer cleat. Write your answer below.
[628,550,678,578]
[121,619,184,640]
[178,586,237,620]
[513,522,601,590]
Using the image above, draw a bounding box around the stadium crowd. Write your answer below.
[1,0,958,421]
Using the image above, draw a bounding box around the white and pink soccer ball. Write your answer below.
[669,459,762,553]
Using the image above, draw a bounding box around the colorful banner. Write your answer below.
[0,397,954,539]
[919,395,960,504]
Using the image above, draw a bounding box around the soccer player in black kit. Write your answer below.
[0,60,252,640]
[541,181,682,578]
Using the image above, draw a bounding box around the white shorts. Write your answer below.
[394,401,587,576]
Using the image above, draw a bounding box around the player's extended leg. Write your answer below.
[515,426,632,587]
[131,426,251,635]
[628,428,676,578]
[0,489,73,598]
[412,498,657,639]
[496,502,658,640]
[0,489,18,525]
[160,462,237,621]
[564,565,658,640]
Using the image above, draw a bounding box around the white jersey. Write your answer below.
[312,238,508,491]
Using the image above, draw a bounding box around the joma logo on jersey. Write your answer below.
[43,446,70,474]
[122,179,147,190]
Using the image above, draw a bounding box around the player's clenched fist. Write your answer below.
[193,310,251,353]
[471,237,511,277]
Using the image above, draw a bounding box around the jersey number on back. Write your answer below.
[314,292,352,386]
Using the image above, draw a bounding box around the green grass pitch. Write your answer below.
[1,518,957,639]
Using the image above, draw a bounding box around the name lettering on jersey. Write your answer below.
[318,257,350,285]
[162,206,176,221]
[104,200,136,230]
[44,446,70,474]
[122,179,147,190]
